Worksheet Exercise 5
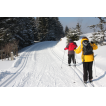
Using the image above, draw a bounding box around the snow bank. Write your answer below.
[56,37,67,51]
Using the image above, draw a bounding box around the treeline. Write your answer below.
[0,17,64,49]
[0,17,64,60]
[0,17,36,50]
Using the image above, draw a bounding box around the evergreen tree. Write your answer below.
[88,17,106,45]
[35,17,40,41]
[88,25,99,44]
[96,17,106,42]
[48,17,58,40]
[28,18,37,40]
[66,28,79,44]
[51,17,64,40]
[0,17,36,50]
[0,18,13,48]
[76,23,82,36]
[37,17,49,41]
[57,19,64,38]
[36,17,64,41]
[65,26,69,36]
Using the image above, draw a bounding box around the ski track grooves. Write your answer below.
[0,43,38,87]
[50,48,86,87]
[50,47,98,87]
[0,52,30,87]
[0,42,102,87]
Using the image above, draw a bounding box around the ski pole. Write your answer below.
[75,53,78,63]
[73,52,76,83]
[61,50,65,68]
[94,59,97,77]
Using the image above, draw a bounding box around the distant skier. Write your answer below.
[64,39,77,66]
[74,37,98,84]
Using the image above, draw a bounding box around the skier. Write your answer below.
[74,37,98,84]
[64,39,77,66]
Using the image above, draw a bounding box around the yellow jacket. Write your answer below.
[74,38,98,62]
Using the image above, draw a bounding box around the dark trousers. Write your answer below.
[68,54,76,64]
[83,62,93,81]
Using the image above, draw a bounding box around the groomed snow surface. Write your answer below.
[0,33,106,87]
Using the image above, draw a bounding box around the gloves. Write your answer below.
[90,41,94,44]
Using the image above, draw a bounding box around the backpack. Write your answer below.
[82,40,93,55]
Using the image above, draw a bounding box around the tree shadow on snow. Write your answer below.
[93,71,106,81]
[22,41,59,53]
[0,71,14,81]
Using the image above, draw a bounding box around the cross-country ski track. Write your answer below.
[0,41,106,87]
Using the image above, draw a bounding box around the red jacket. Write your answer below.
[64,42,77,54]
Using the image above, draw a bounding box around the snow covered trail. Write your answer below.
[0,41,105,87]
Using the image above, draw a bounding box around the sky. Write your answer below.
[58,17,101,34]
[35,17,102,34]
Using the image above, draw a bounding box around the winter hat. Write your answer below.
[69,39,72,41]
[82,37,88,40]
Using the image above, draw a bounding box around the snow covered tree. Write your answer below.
[35,17,40,40]
[0,17,38,60]
[96,17,106,42]
[29,17,38,41]
[47,17,64,40]
[88,25,96,32]
[36,17,49,41]
[88,17,106,45]
[36,17,64,41]
[76,23,82,36]
[88,25,99,44]
[0,17,37,50]
[0,18,13,48]
[65,26,69,36]
[12,17,36,48]
[66,23,81,43]
[54,17,64,40]
[57,19,64,37]
[45,17,56,41]
[66,28,79,44]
